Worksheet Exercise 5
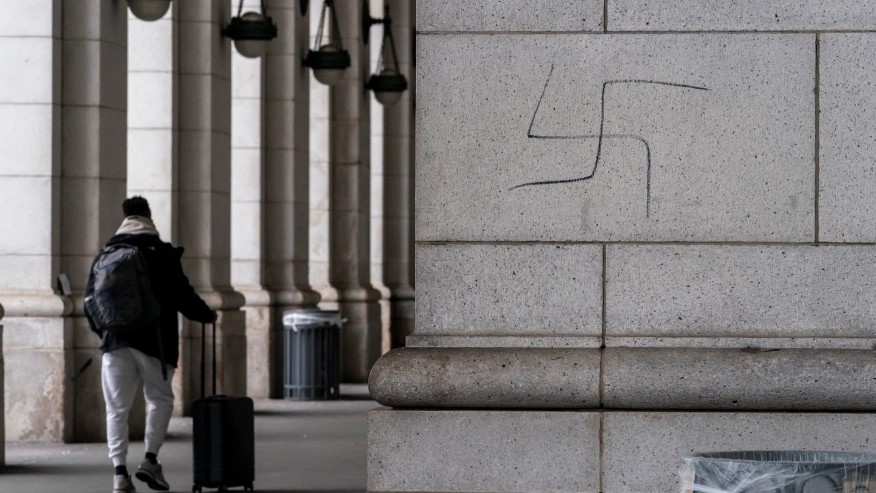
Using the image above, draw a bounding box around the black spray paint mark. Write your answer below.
[510,64,708,218]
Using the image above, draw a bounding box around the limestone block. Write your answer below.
[62,106,128,179]
[609,1,876,31]
[72,349,147,443]
[230,148,261,202]
[418,0,603,32]
[4,317,73,442]
[0,257,56,292]
[819,34,876,242]
[602,347,876,410]
[127,16,173,73]
[0,37,56,104]
[369,347,601,408]
[417,34,814,242]
[0,0,57,37]
[602,412,876,493]
[127,130,174,189]
[606,244,876,338]
[128,71,173,129]
[416,244,602,336]
[368,408,601,492]
[231,98,262,148]
[0,104,57,176]
[0,323,4,465]
[0,176,55,256]
[243,304,271,399]
[231,201,261,262]
[61,40,127,111]
[232,53,261,99]
[62,0,127,46]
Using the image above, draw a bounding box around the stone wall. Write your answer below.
[369,1,876,491]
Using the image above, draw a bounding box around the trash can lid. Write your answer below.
[679,451,876,493]
[282,309,343,327]
[687,450,876,464]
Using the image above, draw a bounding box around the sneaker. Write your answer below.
[135,459,170,491]
[113,475,136,493]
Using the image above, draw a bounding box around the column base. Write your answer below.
[339,298,382,383]
[368,409,876,493]
[237,288,273,399]
[177,309,247,416]
[3,316,74,443]
[72,316,145,443]
[388,297,414,349]
[0,323,4,464]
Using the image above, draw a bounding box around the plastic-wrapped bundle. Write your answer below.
[679,451,876,493]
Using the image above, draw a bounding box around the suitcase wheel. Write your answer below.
[245,484,254,492]
[192,486,202,493]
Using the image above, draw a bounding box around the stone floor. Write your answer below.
[2,385,374,493]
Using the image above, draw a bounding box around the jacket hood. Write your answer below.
[116,216,159,237]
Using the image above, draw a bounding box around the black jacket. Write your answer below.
[85,233,214,367]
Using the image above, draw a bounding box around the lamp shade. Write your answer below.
[366,69,407,106]
[225,11,277,59]
[128,0,171,21]
[305,45,351,86]
[234,38,270,58]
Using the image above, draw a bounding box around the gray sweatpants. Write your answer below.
[102,347,175,467]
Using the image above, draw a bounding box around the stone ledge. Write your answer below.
[407,335,602,348]
[371,346,876,410]
[603,347,876,410]
[368,347,601,408]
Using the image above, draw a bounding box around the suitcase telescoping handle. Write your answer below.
[200,322,217,399]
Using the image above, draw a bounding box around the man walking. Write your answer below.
[85,196,216,493]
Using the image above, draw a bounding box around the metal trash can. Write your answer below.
[680,451,876,493]
[282,309,342,400]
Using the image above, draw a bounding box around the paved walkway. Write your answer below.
[2,386,374,493]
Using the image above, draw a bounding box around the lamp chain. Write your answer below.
[313,0,327,49]
[386,15,401,73]
[328,0,345,50]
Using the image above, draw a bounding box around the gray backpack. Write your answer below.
[84,244,162,334]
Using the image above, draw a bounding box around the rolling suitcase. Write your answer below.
[192,323,255,492]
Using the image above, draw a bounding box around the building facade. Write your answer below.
[0,0,414,448]
[367,1,876,492]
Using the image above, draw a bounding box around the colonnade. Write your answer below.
[0,0,414,444]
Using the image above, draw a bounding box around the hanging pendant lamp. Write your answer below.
[128,0,172,22]
[363,3,408,106]
[223,0,278,59]
[303,0,351,86]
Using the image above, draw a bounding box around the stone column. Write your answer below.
[382,0,415,349]
[0,0,134,443]
[230,0,271,399]
[261,0,321,397]
[0,0,70,444]
[309,0,338,311]
[62,1,140,443]
[329,0,382,382]
[126,3,176,425]
[128,3,179,242]
[177,0,246,414]
[0,313,4,464]
[368,0,391,354]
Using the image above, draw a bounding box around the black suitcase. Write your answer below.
[192,323,255,492]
